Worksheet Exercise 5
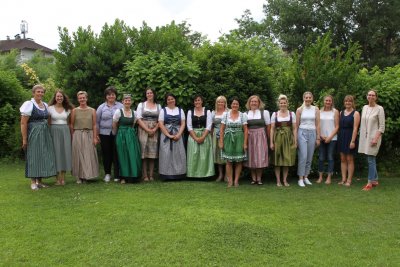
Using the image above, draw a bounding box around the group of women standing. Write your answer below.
[20,85,385,192]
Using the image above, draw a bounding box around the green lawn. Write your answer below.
[1,161,399,266]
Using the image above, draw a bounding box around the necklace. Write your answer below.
[365,105,375,137]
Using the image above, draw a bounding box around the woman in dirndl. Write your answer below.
[244,95,270,185]
[212,96,228,181]
[219,96,248,187]
[186,95,215,178]
[20,84,56,190]
[136,88,161,181]
[270,94,297,187]
[113,94,141,184]
[158,93,186,180]
[48,89,74,185]
[70,91,99,183]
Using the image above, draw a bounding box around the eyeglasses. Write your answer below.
[367,94,376,97]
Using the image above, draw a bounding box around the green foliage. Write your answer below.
[111,51,200,108]
[0,70,27,157]
[194,38,276,111]
[291,33,361,108]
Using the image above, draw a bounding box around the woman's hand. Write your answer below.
[316,139,320,147]
[349,142,355,149]
[22,140,27,150]
[270,143,274,151]
[218,140,223,149]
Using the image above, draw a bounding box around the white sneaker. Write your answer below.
[298,180,305,187]
[31,184,38,190]
[104,174,111,183]
[114,178,120,182]
[304,178,312,185]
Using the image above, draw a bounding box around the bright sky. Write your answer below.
[1,0,266,50]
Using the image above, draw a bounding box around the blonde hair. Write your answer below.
[215,96,228,112]
[32,84,45,94]
[321,95,335,111]
[277,94,288,106]
[301,91,313,108]
[245,95,265,110]
[77,91,88,98]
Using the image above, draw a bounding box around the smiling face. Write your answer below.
[279,99,288,110]
[194,97,203,108]
[324,96,333,109]
[166,95,176,108]
[123,97,132,108]
[343,96,354,109]
[303,93,313,106]
[250,97,260,110]
[78,93,87,105]
[216,99,226,111]
[231,100,240,111]
[106,92,116,104]
[146,89,154,101]
[367,90,377,105]
[33,88,44,101]
[55,92,64,104]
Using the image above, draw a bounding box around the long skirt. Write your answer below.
[212,132,226,165]
[187,128,215,178]
[138,120,159,159]
[244,127,268,168]
[159,133,186,180]
[271,126,296,166]
[116,127,141,178]
[25,121,56,178]
[72,130,99,179]
[50,124,72,172]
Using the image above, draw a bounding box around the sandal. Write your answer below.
[257,181,263,185]
[344,181,351,187]
[149,177,154,181]
[251,180,257,185]
[143,177,149,182]
[316,178,323,184]
[338,180,346,185]
[283,182,290,187]
[362,183,373,191]
[277,183,282,187]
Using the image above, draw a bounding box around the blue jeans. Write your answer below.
[297,128,316,177]
[367,155,378,181]
[318,140,336,174]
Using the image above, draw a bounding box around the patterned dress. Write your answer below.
[271,111,296,166]
[212,112,226,165]
[137,102,160,159]
[114,109,141,179]
[186,108,215,178]
[221,111,247,162]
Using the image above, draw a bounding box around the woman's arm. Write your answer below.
[315,107,321,146]
[92,109,98,145]
[243,124,248,150]
[69,109,75,137]
[270,122,275,150]
[372,107,385,146]
[219,123,225,149]
[20,116,29,150]
[350,111,360,149]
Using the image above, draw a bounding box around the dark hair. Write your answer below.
[104,86,118,99]
[229,96,240,106]
[48,89,75,111]
[164,92,177,106]
[142,87,157,103]
[193,95,204,104]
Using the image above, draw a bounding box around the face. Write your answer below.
[78,94,87,105]
[303,93,313,106]
[279,99,288,110]
[106,93,116,103]
[231,100,239,111]
[55,92,64,104]
[324,97,333,108]
[166,96,176,107]
[250,97,260,110]
[146,90,154,101]
[217,99,226,110]
[344,99,353,109]
[123,97,132,107]
[33,88,44,100]
[367,91,377,103]
[194,97,203,108]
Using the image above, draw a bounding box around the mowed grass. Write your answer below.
[0,161,399,266]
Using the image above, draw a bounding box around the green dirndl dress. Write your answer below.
[187,127,215,178]
[271,120,296,167]
[221,112,247,162]
[115,109,141,178]
[212,115,226,165]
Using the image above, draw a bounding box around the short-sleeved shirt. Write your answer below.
[158,107,186,121]
[221,111,248,125]
[187,108,212,131]
[246,109,271,125]
[20,98,48,116]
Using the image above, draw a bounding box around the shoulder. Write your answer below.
[97,102,106,110]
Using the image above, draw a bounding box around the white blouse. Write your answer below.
[271,111,296,123]
[158,107,186,121]
[246,109,271,125]
[221,111,248,124]
[187,108,212,131]
[136,102,162,119]
[113,109,137,122]
[20,98,48,116]
[48,106,70,125]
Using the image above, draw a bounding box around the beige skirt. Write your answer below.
[72,130,99,179]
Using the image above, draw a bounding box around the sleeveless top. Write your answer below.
[275,111,293,128]
[299,106,316,130]
[29,104,48,124]
[247,109,265,129]
[339,110,355,129]
[73,107,94,130]
[320,109,337,140]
